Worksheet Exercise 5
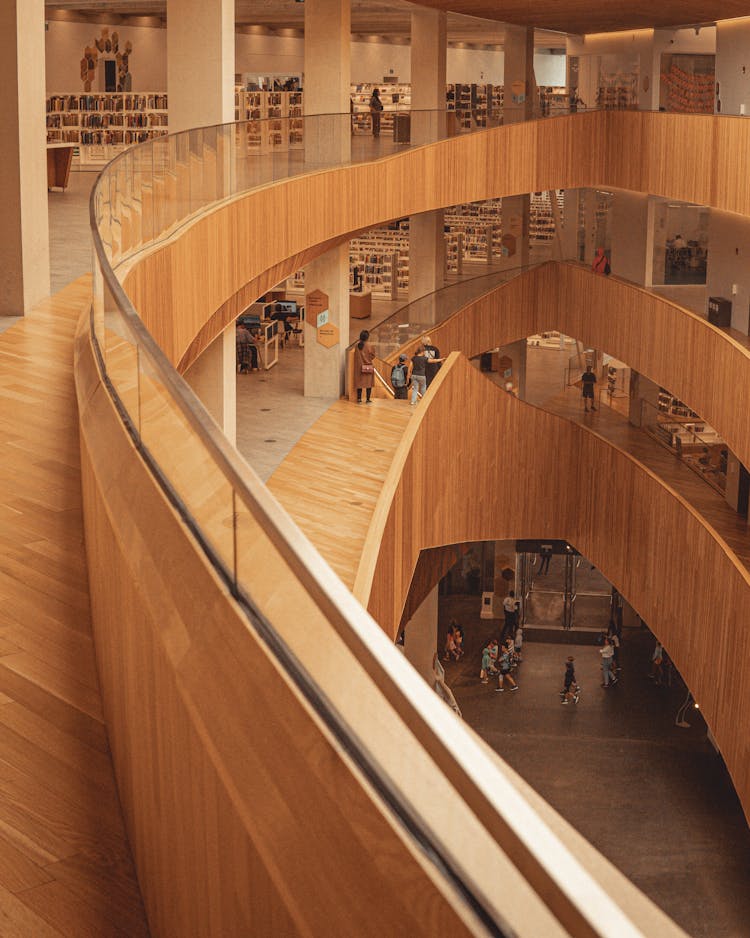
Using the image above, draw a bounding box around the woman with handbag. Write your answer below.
[354,329,376,404]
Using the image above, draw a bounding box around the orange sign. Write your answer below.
[305,289,328,327]
[317,323,339,348]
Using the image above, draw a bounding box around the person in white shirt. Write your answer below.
[599,638,618,687]
[502,590,519,640]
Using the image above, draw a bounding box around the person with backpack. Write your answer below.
[390,353,409,399]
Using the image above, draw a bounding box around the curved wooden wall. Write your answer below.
[79,319,635,937]
[389,261,750,472]
[355,352,750,821]
[119,111,750,373]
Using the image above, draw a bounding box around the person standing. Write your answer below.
[538,543,552,575]
[514,625,524,662]
[354,329,375,404]
[592,246,611,275]
[600,638,617,687]
[408,344,428,405]
[390,354,409,400]
[502,590,519,641]
[423,336,443,387]
[369,88,384,137]
[581,365,597,412]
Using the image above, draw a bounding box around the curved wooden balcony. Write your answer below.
[118,111,750,372]
[77,110,750,936]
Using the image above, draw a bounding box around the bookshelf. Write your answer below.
[46,93,168,166]
[350,83,411,136]
[234,88,304,148]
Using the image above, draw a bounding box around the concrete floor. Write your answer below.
[438,594,750,938]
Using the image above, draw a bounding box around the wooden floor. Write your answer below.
[0,279,148,937]
[268,398,412,588]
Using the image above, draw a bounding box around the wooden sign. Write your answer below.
[317,323,339,348]
[305,289,328,327]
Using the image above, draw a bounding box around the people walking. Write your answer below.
[538,544,552,575]
[495,645,519,692]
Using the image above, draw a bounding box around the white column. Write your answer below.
[611,190,650,284]
[304,244,350,399]
[304,0,351,164]
[183,327,237,445]
[403,586,439,685]
[167,0,234,133]
[503,25,535,124]
[303,0,350,398]
[501,27,534,268]
[0,0,49,315]
[409,9,447,307]
[716,19,750,115]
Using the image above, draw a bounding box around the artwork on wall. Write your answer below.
[80,28,134,92]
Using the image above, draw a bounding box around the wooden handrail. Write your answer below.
[118,112,750,375]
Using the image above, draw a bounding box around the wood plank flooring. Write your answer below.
[0,279,149,936]
[268,398,413,588]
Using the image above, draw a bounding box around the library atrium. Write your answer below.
[2,0,750,935]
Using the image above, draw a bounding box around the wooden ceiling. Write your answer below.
[44,0,750,37]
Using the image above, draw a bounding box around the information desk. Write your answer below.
[47,143,76,191]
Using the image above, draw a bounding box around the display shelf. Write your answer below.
[46,92,168,165]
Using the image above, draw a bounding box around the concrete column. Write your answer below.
[611,190,650,284]
[409,212,445,307]
[408,8,447,309]
[183,327,237,445]
[0,0,49,315]
[716,18,750,116]
[304,0,351,164]
[167,0,234,133]
[304,244,349,399]
[410,7,447,143]
[561,189,581,261]
[501,195,531,268]
[503,25,535,124]
[303,0,350,398]
[582,189,598,266]
[403,585,439,685]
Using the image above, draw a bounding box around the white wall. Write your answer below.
[46,19,166,92]
[610,189,649,283]
[47,22,564,96]
[716,17,750,116]
[235,32,304,76]
[706,209,750,333]
[533,53,566,86]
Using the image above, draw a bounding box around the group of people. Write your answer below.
[443,619,465,661]
[353,331,443,406]
[480,634,522,692]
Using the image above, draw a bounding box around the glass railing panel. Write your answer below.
[136,350,237,573]
[102,303,142,437]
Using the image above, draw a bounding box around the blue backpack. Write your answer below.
[391,364,407,388]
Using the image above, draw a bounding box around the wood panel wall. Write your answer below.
[75,322,595,938]
[355,352,750,821]
[119,112,750,374]
[387,261,750,472]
